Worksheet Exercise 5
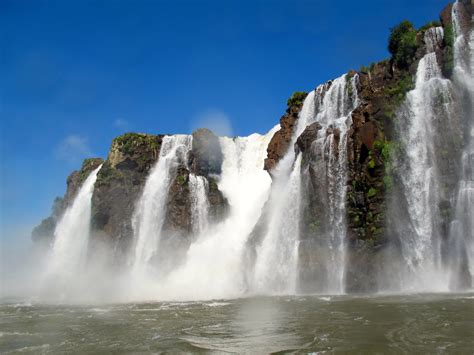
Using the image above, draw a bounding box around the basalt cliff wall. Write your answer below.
[33,1,472,292]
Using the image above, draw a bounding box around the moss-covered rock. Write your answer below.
[91,133,163,254]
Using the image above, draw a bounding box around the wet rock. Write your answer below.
[264,95,307,173]
[188,128,223,176]
[91,133,163,255]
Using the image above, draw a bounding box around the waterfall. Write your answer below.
[449,1,474,289]
[394,27,459,291]
[189,174,209,235]
[299,75,359,294]
[156,127,278,300]
[131,135,192,278]
[251,74,359,294]
[47,165,102,282]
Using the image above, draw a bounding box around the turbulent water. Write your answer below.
[1,294,473,353]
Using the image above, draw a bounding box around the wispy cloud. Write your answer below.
[114,118,129,131]
[191,109,233,137]
[55,135,92,164]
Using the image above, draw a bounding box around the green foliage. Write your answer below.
[442,24,455,77]
[443,23,455,47]
[78,158,103,184]
[374,140,399,191]
[95,164,123,187]
[388,20,418,68]
[352,215,361,226]
[383,175,393,190]
[368,158,376,169]
[287,91,308,107]
[384,74,414,107]
[367,187,377,198]
[176,175,186,185]
[113,133,159,155]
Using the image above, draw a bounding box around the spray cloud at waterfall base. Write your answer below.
[4,0,473,303]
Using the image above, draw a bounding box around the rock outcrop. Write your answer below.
[264,92,307,173]
[188,128,228,222]
[33,1,472,293]
[91,133,164,254]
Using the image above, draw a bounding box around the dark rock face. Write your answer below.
[91,133,164,254]
[344,60,414,292]
[32,158,104,245]
[188,128,223,176]
[264,95,307,173]
[162,128,228,244]
[440,3,453,28]
[163,165,192,237]
[189,129,228,222]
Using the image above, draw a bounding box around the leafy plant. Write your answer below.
[388,20,418,68]
[287,91,308,107]
[442,24,455,77]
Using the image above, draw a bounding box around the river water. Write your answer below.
[1,294,472,353]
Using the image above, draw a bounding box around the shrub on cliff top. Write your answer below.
[388,20,418,69]
[113,133,159,155]
[287,91,307,107]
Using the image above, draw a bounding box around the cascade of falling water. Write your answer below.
[250,92,316,294]
[156,127,278,300]
[131,135,192,278]
[306,75,359,294]
[395,28,457,291]
[47,165,102,281]
[189,174,209,235]
[449,2,473,289]
[251,74,359,294]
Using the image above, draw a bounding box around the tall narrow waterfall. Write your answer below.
[47,165,102,281]
[156,128,278,300]
[301,75,359,294]
[251,74,359,294]
[189,174,209,235]
[394,26,461,291]
[131,135,192,278]
[449,1,474,289]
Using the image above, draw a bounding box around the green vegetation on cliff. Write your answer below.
[113,133,160,155]
[287,91,308,107]
[388,20,418,69]
[442,24,455,77]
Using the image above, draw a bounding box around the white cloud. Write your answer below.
[191,109,233,137]
[114,118,129,131]
[55,135,92,164]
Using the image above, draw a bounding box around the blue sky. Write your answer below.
[1,0,448,246]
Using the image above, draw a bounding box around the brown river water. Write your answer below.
[1,293,473,353]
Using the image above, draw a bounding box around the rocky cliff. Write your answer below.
[33,1,472,293]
